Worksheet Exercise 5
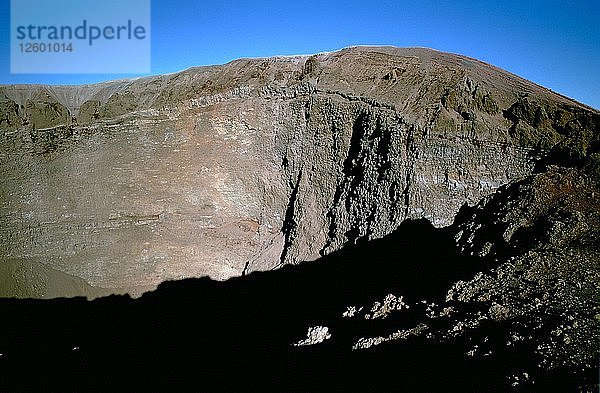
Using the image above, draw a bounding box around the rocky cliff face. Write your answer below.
[1,47,598,296]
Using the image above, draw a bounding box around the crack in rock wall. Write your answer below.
[273,93,537,265]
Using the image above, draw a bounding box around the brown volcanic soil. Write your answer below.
[0,258,121,299]
[0,46,598,297]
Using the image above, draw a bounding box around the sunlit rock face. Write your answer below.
[0,46,597,297]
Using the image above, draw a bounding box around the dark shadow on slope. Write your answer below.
[0,219,587,392]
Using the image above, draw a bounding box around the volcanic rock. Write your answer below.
[0,46,598,296]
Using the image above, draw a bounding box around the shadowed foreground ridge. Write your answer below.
[1,46,598,296]
[0,158,598,391]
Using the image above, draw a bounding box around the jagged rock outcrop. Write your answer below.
[341,162,599,390]
[445,161,600,374]
[0,47,598,296]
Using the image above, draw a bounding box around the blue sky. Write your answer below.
[1,0,599,108]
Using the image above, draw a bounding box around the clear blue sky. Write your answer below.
[1,0,599,109]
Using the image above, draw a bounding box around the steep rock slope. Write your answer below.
[345,161,599,390]
[0,47,598,295]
